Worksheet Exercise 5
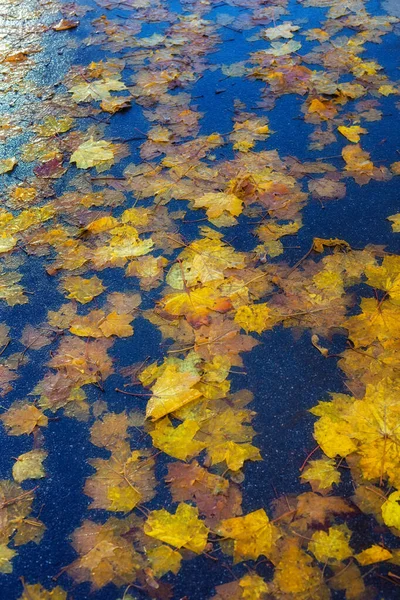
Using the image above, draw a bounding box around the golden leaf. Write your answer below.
[308,525,353,563]
[146,364,202,421]
[70,138,115,170]
[144,503,209,553]
[217,509,278,563]
[12,450,47,483]
[355,545,392,566]
[63,275,105,304]
[147,545,182,577]
[149,417,205,460]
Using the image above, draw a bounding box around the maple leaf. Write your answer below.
[1,402,48,435]
[0,157,17,174]
[161,288,233,327]
[85,446,156,512]
[21,325,54,350]
[312,238,350,253]
[90,411,129,451]
[69,519,141,589]
[53,18,79,31]
[313,381,400,488]
[19,583,68,600]
[355,545,392,566]
[149,417,205,460]
[263,22,299,40]
[167,461,242,527]
[267,40,302,56]
[193,397,261,471]
[342,144,374,184]
[271,538,327,598]
[345,297,400,347]
[69,79,126,102]
[301,457,340,493]
[294,492,354,526]
[166,236,246,288]
[0,544,16,573]
[308,98,338,120]
[239,574,269,600]
[311,395,358,459]
[365,255,400,303]
[329,561,366,599]
[12,450,47,483]
[381,491,400,530]
[194,316,258,366]
[145,364,202,421]
[208,440,261,472]
[0,480,45,547]
[0,365,18,397]
[70,138,116,170]
[308,525,353,563]
[62,275,105,304]
[100,96,132,113]
[338,125,367,143]
[217,509,278,563]
[234,303,275,334]
[0,323,10,347]
[70,310,134,338]
[144,503,209,554]
[34,116,74,137]
[193,192,243,220]
[308,178,346,200]
[147,545,182,578]
[388,213,400,232]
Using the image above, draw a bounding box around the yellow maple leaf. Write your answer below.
[0,157,17,174]
[12,450,47,483]
[345,297,400,347]
[147,545,182,577]
[342,144,374,182]
[239,573,269,599]
[70,310,133,338]
[63,275,105,304]
[161,286,232,324]
[234,303,274,334]
[338,125,367,143]
[0,233,17,254]
[149,417,205,460]
[381,491,400,530]
[308,525,353,563]
[379,85,398,96]
[193,192,243,219]
[69,78,126,102]
[0,544,16,573]
[86,216,119,233]
[217,509,278,563]
[208,440,261,471]
[19,583,68,600]
[99,312,134,337]
[301,457,340,492]
[365,255,400,303]
[34,116,73,137]
[146,364,202,421]
[355,545,392,566]
[144,503,209,553]
[70,138,115,170]
[312,397,357,459]
[272,538,326,597]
